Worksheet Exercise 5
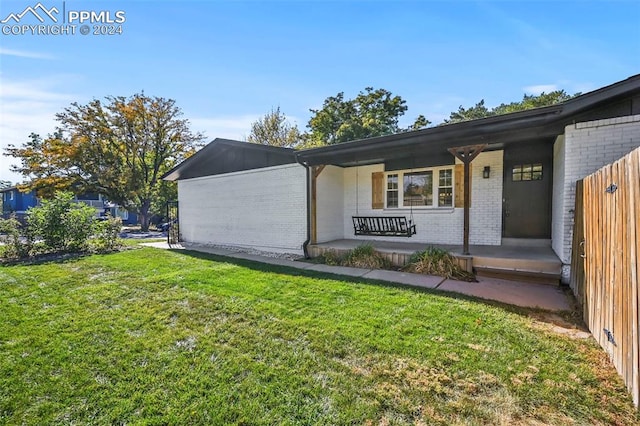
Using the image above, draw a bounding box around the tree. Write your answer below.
[492,90,577,115]
[443,100,492,124]
[443,90,578,124]
[247,107,301,148]
[304,87,409,146]
[5,93,204,231]
[406,115,431,131]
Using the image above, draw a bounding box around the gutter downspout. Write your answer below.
[295,153,311,259]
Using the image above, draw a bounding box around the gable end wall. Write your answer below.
[178,164,307,254]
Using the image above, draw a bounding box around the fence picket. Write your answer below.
[572,146,640,406]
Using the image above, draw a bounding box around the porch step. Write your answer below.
[501,238,551,247]
[473,255,562,286]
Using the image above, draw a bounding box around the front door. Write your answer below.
[502,142,553,238]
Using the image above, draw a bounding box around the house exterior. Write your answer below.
[164,75,640,283]
[1,186,38,221]
[0,187,138,225]
[72,192,139,225]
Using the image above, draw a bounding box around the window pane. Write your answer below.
[512,165,522,173]
[439,169,452,187]
[532,164,543,172]
[532,171,543,180]
[522,165,532,173]
[513,172,521,181]
[387,174,398,190]
[404,171,433,206]
[439,187,452,207]
[522,171,532,181]
[387,191,398,208]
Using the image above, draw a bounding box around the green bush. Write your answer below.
[0,217,31,259]
[27,192,97,253]
[404,246,475,281]
[92,216,123,252]
[1,192,125,261]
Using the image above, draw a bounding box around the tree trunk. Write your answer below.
[139,199,152,232]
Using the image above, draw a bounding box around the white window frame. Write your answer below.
[384,166,455,209]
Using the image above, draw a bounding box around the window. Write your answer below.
[386,174,399,208]
[438,169,453,207]
[404,171,433,207]
[385,167,453,208]
[512,163,543,181]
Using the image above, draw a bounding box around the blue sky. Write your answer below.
[1,0,639,182]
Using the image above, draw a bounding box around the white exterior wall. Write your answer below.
[552,114,640,282]
[339,151,503,245]
[178,164,307,254]
[469,150,504,245]
[316,165,345,242]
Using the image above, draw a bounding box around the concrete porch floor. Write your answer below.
[309,239,563,284]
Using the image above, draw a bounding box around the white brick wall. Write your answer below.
[178,164,307,254]
[552,114,640,282]
[336,151,503,245]
[469,150,504,245]
[316,165,345,242]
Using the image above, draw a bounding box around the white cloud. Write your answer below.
[523,84,559,95]
[0,47,53,59]
[0,76,78,183]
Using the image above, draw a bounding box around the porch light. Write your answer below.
[483,166,491,179]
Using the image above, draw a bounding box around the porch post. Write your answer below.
[310,165,326,244]
[448,144,487,255]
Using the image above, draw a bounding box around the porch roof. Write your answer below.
[295,73,640,167]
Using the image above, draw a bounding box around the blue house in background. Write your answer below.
[0,187,138,225]
[1,187,38,222]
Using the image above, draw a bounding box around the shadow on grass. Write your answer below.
[168,248,579,324]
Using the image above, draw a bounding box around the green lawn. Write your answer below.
[0,247,636,425]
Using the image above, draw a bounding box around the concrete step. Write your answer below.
[473,255,562,285]
[501,238,552,247]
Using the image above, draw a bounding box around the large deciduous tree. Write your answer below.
[5,93,204,231]
[247,106,301,147]
[303,87,411,146]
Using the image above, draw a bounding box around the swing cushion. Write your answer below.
[352,216,416,237]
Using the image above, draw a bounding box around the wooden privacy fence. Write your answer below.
[570,146,640,406]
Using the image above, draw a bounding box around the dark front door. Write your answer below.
[502,142,553,238]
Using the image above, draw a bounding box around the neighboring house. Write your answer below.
[0,188,138,225]
[1,186,38,222]
[164,74,640,283]
[72,192,139,225]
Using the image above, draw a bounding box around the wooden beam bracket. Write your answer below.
[448,144,487,255]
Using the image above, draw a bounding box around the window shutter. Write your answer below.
[454,164,472,208]
[371,172,384,209]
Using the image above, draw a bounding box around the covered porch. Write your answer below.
[295,107,564,284]
[308,238,562,285]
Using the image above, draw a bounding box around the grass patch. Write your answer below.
[0,248,636,424]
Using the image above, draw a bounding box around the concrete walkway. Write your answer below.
[141,241,571,312]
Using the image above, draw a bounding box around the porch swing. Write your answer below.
[351,165,416,237]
